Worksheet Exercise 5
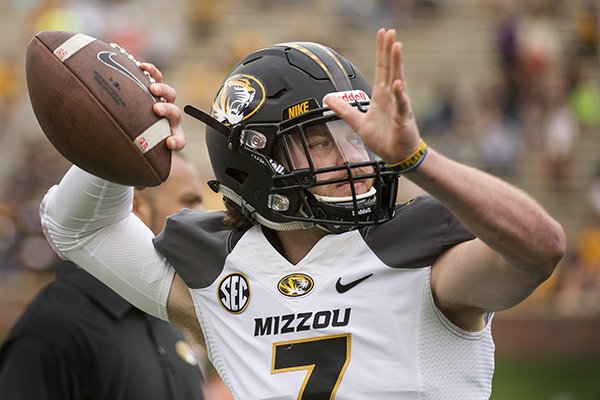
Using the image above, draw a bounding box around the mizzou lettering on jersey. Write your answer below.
[254,308,351,336]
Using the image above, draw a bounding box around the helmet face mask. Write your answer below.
[187,42,399,232]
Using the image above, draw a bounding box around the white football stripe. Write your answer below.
[133,118,170,154]
[53,34,96,62]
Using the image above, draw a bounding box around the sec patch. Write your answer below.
[218,273,250,314]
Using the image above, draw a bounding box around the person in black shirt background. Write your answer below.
[0,154,206,400]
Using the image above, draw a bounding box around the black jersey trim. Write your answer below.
[360,196,474,269]
[153,209,248,289]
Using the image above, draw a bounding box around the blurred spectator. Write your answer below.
[516,5,562,87]
[30,0,83,34]
[474,87,521,177]
[577,214,600,276]
[420,83,457,138]
[0,61,19,138]
[336,0,440,29]
[566,62,600,128]
[0,138,70,273]
[572,213,600,315]
[553,250,588,317]
[0,205,18,263]
[556,161,600,317]
[589,161,600,216]
[540,87,580,189]
[191,0,227,39]
[572,1,599,59]
[494,3,522,121]
[478,113,520,178]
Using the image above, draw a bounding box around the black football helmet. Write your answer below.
[185,42,399,232]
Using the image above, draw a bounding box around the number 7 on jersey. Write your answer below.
[272,333,351,399]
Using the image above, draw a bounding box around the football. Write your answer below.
[26,30,171,187]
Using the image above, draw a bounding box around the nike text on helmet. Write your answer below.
[185,42,399,232]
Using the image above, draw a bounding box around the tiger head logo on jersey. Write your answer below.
[277,273,314,297]
[211,74,266,126]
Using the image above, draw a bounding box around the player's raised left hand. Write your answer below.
[324,28,421,165]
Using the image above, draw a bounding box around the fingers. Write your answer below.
[138,62,185,151]
[390,41,404,87]
[140,62,184,150]
[393,79,411,118]
[142,63,172,103]
[323,95,364,133]
[166,133,186,151]
[150,83,176,103]
[153,101,186,151]
[153,103,185,151]
[374,28,386,86]
[383,29,396,85]
[374,29,399,87]
[139,62,163,83]
[390,42,412,119]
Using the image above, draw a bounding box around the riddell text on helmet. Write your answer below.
[324,90,370,104]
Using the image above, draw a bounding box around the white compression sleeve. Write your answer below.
[40,166,175,320]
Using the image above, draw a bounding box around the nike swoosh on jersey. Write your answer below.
[335,273,373,293]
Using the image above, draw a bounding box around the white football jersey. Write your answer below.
[154,196,494,399]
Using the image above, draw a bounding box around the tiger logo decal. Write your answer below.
[277,273,314,298]
[211,74,266,126]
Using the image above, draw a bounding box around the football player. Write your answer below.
[40,29,565,399]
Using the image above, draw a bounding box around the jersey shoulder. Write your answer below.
[361,195,474,268]
[153,209,247,289]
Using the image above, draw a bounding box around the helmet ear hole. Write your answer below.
[226,168,249,184]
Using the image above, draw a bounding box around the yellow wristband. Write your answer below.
[388,139,428,173]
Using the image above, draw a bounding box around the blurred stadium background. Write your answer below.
[0,0,599,398]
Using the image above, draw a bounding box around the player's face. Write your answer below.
[277,119,374,198]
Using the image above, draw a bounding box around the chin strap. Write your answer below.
[216,183,315,231]
[312,186,377,203]
[308,186,380,234]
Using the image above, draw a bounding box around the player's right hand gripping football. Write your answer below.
[140,62,186,152]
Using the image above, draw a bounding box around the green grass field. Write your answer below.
[492,357,600,399]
